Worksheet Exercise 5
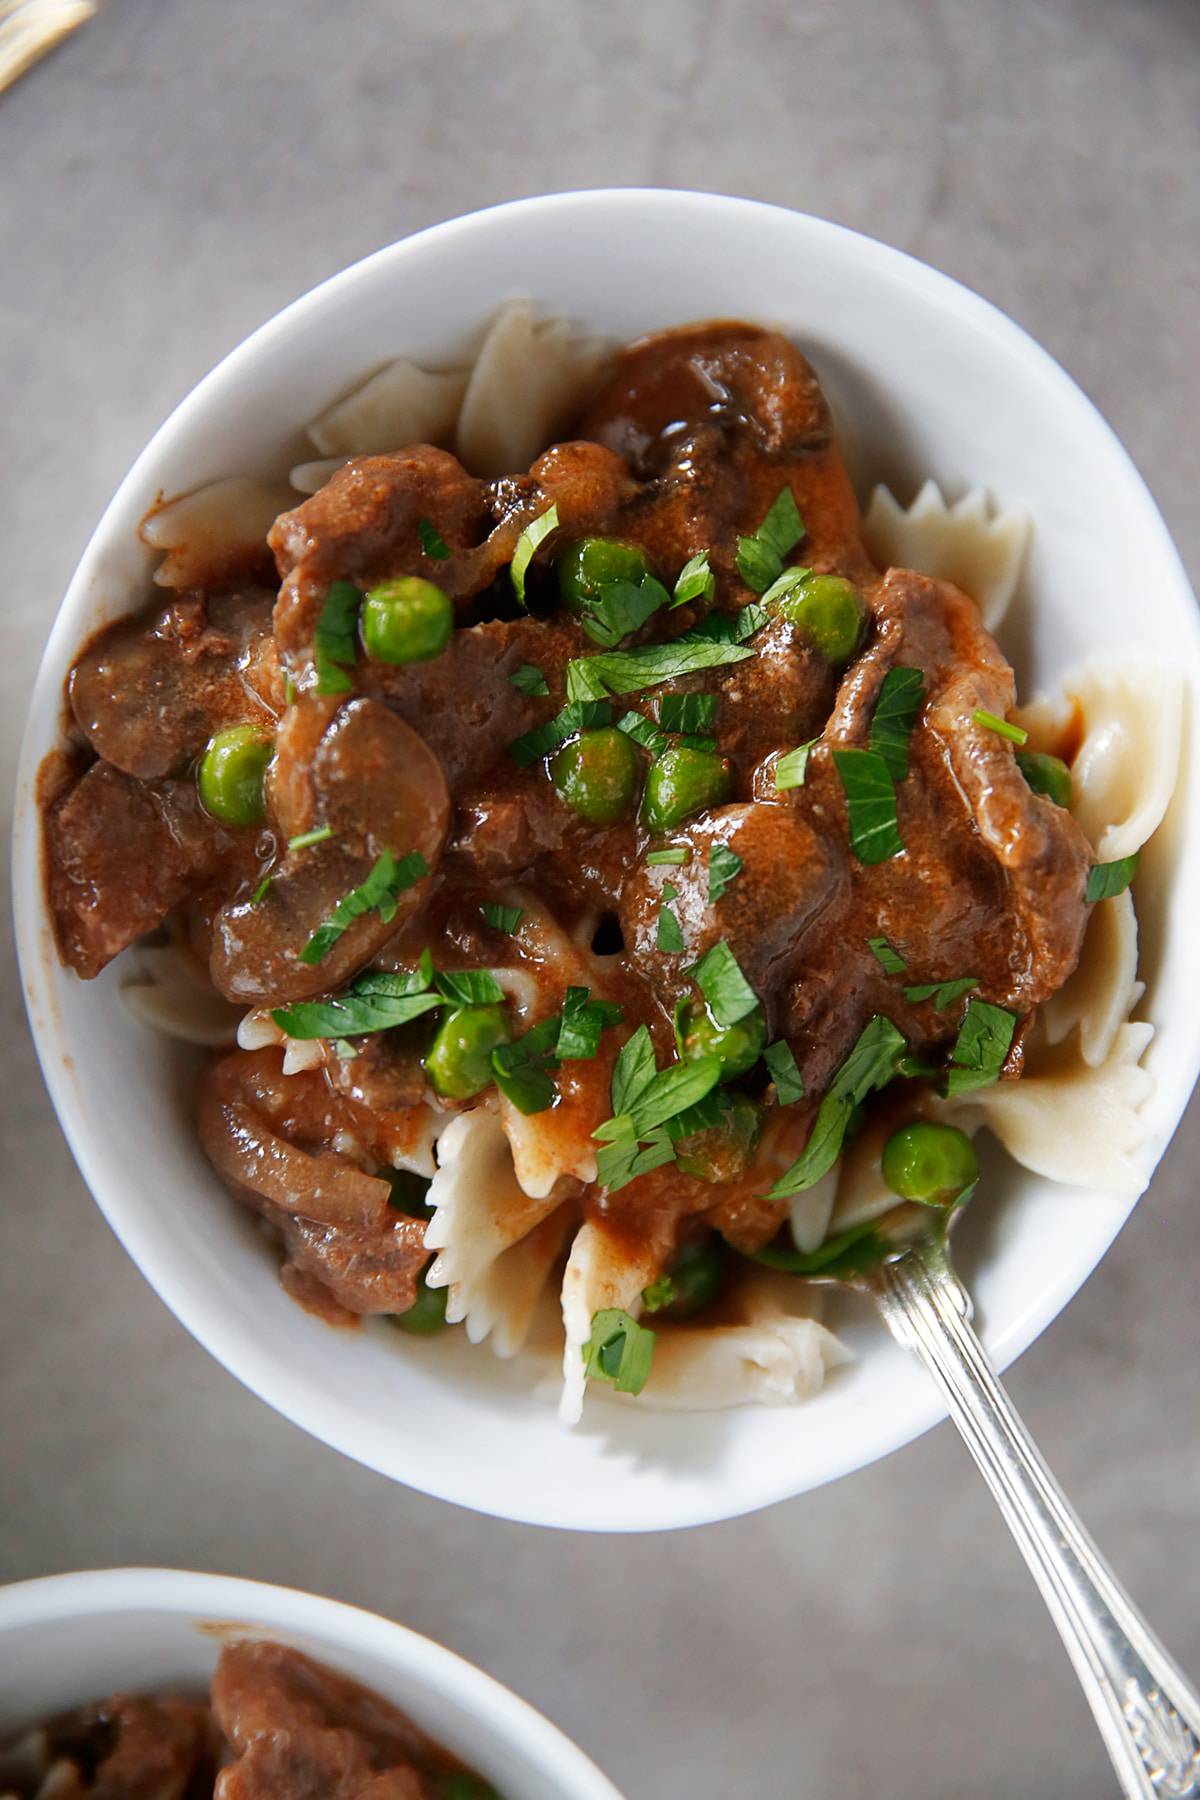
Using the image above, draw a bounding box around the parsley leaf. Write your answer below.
[288,825,334,851]
[510,503,559,604]
[1085,853,1140,902]
[508,698,613,767]
[646,846,688,866]
[298,850,429,965]
[314,580,361,694]
[673,550,715,607]
[434,969,506,1007]
[481,902,522,934]
[581,573,670,647]
[707,843,743,903]
[610,1025,659,1117]
[775,739,816,791]
[615,710,668,755]
[582,1308,656,1394]
[621,1055,724,1137]
[491,1020,559,1115]
[869,667,925,782]
[762,1015,905,1199]
[691,939,759,1026]
[903,976,979,1012]
[763,1039,805,1104]
[509,662,550,697]
[833,748,905,864]
[273,959,440,1039]
[417,517,451,560]
[594,1119,677,1190]
[565,631,756,699]
[945,999,1016,1094]
[556,986,622,1061]
[659,692,717,735]
[656,885,685,953]
[736,487,806,593]
[868,937,906,974]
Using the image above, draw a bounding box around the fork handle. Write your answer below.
[873,1241,1200,1799]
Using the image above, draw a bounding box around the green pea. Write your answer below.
[643,1237,726,1319]
[393,1270,448,1335]
[361,577,453,664]
[197,724,273,826]
[558,537,651,612]
[674,996,767,1083]
[776,573,867,663]
[1017,749,1073,809]
[674,1094,763,1184]
[881,1120,979,1207]
[642,745,733,831]
[551,727,640,824]
[423,1004,512,1100]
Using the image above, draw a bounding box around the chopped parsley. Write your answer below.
[250,874,273,905]
[491,1019,560,1115]
[297,849,429,965]
[868,937,906,974]
[417,516,451,560]
[314,580,362,695]
[973,707,1028,746]
[1085,854,1140,902]
[564,606,769,702]
[707,843,743,903]
[659,692,718,735]
[509,662,550,697]
[273,956,441,1039]
[510,503,559,604]
[646,846,689,866]
[656,884,685,953]
[593,1025,724,1191]
[869,667,925,782]
[763,1016,906,1199]
[434,969,506,1007]
[775,739,816,791]
[581,573,670,647]
[287,825,334,851]
[508,698,613,767]
[582,1308,656,1395]
[481,901,523,934]
[691,938,759,1025]
[672,550,716,607]
[903,976,978,1012]
[833,748,905,864]
[763,1039,805,1104]
[615,710,668,755]
[736,487,806,593]
[945,999,1016,1094]
[556,986,622,1060]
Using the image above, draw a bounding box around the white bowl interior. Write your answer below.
[14,192,1200,1531]
[0,1569,621,1799]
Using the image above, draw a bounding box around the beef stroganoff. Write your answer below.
[40,307,1179,1421]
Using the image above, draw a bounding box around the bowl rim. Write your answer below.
[0,1566,623,1797]
[13,188,1200,1532]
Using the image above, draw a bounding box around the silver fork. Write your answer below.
[827,1208,1200,1797]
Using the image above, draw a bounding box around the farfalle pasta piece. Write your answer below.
[307,359,468,458]
[936,1023,1155,1199]
[289,455,349,495]
[456,300,610,478]
[1016,654,1183,864]
[1041,890,1142,1069]
[140,476,293,589]
[120,944,242,1048]
[425,1109,566,1348]
[634,1269,850,1411]
[559,1219,665,1425]
[863,479,1030,630]
[457,1204,574,1360]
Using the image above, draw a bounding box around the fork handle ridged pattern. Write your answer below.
[873,1242,1200,1799]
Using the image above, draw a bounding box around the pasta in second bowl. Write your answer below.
[14,192,1200,1529]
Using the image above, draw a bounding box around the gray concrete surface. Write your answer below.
[2,2,1198,1794]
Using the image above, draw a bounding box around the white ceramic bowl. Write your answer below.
[14,191,1200,1531]
[0,1568,622,1799]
